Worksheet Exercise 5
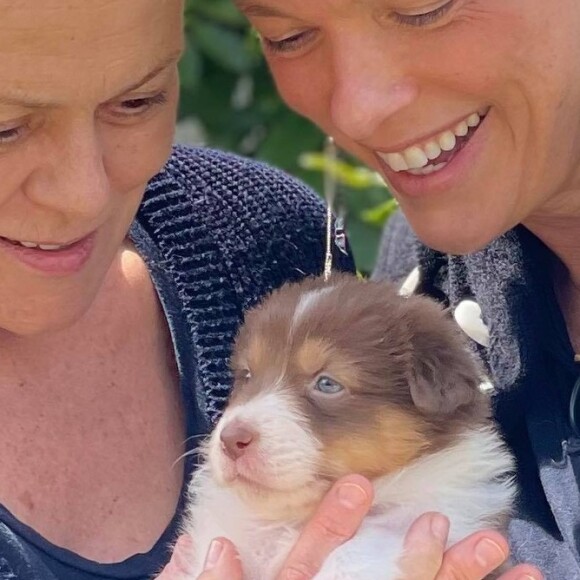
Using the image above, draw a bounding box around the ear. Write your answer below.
[407,321,483,416]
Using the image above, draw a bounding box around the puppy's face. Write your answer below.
[207,274,487,520]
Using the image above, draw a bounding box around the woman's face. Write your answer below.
[0,0,183,336]
[239,0,580,254]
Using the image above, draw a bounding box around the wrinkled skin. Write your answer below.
[0,0,183,337]
[239,0,580,258]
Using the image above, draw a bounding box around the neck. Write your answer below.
[526,214,580,289]
[525,212,580,353]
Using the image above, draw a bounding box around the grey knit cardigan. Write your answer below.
[375,210,580,580]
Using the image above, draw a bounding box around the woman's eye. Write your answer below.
[111,92,168,117]
[261,30,316,55]
[0,126,23,145]
[392,0,455,27]
[314,376,344,395]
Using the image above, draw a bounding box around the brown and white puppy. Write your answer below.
[183,273,514,579]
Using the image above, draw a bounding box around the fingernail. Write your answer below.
[430,514,449,543]
[520,576,542,580]
[337,483,368,509]
[204,539,224,571]
[177,534,194,552]
[474,538,507,568]
[173,535,194,572]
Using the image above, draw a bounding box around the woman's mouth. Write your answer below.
[1,238,76,251]
[0,232,96,275]
[374,108,490,197]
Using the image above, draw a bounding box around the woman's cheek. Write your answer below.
[103,81,179,196]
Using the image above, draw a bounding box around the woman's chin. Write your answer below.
[0,311,84,338]
[0,291,98,338]
[404,214,510,256]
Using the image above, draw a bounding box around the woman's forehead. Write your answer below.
[0,0,183,104]
[235,0,386,17]
[0,0,182,53]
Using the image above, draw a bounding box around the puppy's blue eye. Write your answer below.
[315,376,344,395]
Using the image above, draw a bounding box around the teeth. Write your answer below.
[6,239,65,250]
[384,152,408,172]
[408,163,447,176]
[467,113,481,128]
[454,121,469,137]
[403,146,428,170]
[424,141,441,160]
[438,131,457,151]
[377,110,485,173]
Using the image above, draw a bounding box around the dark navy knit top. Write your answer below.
[0,145,354,580]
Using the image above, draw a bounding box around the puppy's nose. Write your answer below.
[220,421,257,460]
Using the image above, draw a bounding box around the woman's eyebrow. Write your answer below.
[113,49,184,96]
[234,0,292,18]
[0,49,183,109]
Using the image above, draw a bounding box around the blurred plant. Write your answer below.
[180,0,395,273]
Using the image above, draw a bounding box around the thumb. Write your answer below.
[398,512,449,579]
[196,538,244,580]
[156,535,195,579]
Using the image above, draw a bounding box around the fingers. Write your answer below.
[277,474,373,580]
[398,512,450,579]
[497,564,544,580]
[436,529,510,580]
[156,535,243,580]
[197,538,244,580]
[156,535,195,579]
[400,516,543,580]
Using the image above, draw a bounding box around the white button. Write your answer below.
[399,267,420,297]
[453,300,490,347]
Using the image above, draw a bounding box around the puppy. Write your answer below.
[182,273,515,579]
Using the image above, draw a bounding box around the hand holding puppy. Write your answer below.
[160,275,543,580]
[157,475,542,580]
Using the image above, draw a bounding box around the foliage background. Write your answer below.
[178,0,396,274]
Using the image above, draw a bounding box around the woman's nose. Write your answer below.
[24,122,112,221]
[329,38,419,142]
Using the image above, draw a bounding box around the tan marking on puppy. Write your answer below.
[295,338,360,389]
[322,411,429,479]
[296,338,331,376]
[245,335,268,373]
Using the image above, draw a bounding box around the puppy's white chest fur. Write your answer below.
[183,427,514,579]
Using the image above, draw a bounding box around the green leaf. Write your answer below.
[189,0,246,27]
[298,152,385,189]
[360,199,400,227]
[179,40,203,93]
[191,21,256,73]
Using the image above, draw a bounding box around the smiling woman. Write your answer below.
[231,0,580,578]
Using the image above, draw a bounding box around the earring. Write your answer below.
[323,136,338,281]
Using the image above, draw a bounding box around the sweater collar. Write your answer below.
[419,226,551,394]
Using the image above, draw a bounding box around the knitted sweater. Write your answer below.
[0,145,354,579]
[374,210,580,580]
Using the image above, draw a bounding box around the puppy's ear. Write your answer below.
[406,307,483,416]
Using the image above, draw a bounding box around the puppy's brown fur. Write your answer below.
[184,273,514,579]
[230,272,489,483]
